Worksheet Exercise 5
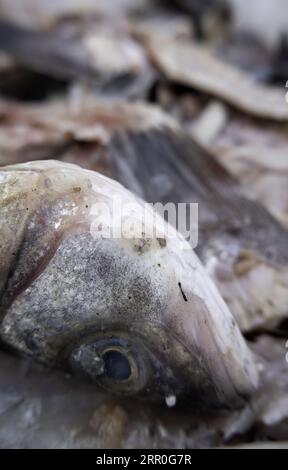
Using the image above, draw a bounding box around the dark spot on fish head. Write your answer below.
[157,237,167,248]
[133,238,152,254]
[178,282,188,302]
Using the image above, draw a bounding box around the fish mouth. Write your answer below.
[177,313,259,407]
[141,273,259,407]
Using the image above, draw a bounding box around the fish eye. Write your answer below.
[70,337,150,395]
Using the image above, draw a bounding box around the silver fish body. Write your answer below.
[0,160,258,407]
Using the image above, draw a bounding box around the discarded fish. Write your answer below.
[0,160,258,407]
[146,37,288,120]
[0,20,100,82]
[0,19,154,99]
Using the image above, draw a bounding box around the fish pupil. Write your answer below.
[102,350,131,381]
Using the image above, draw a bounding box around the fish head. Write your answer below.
[0,161,258,408]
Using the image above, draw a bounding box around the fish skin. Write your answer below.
[0,160,258,407]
